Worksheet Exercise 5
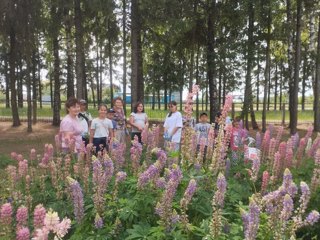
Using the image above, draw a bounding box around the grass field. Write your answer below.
[0,104,315,122]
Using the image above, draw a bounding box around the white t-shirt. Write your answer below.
[130,112,147,132]
[78,111,92,137]
[164,111,183,143]
[195,122,211,145]
[91,118,113,138]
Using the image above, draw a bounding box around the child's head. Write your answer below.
[233,116,241,128]
[107,108,115,119]
[215,111,222,123]
[199,112,208,123]
[98,104,108,117]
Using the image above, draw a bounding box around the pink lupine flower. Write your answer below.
[54,217,71,238]
[268,138,277,160]
[11,152,18,160]
[272,151,281,181]
[33,204,46,229]
[278,141,287,161]
[30,149,36,161]
[0,203,13,225]
[311,149,320,191]
[261,171,269,194]
[285,148,293,168]
[16,227,30,240]
[16,206,28,228]
[304,126,313,140]
[33,228,49,240]
[296,138,306,166]
[44,210,60,231]
[18,159,28,178]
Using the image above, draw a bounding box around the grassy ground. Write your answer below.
[0,105,315,122]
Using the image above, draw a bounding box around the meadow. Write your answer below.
[0,96,319,239]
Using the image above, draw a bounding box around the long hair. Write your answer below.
[133,101,144,113]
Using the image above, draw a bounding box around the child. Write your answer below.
[90,104,114,154]
[194,112,211,159]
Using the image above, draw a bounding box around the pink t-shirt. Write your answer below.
[60,114,84,151]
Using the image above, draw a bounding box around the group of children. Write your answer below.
[60,97,242,157]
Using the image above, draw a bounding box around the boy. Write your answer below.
[195,112,211,160]
[78,99,92,146]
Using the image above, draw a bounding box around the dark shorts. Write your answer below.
[131,132,142,143]
[93,137,109,153]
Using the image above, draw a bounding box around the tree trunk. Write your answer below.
[157,89,161,110]
[242,0,258,130]
[95,41,99,108]
[108,21,114,105]
[267,71,271,111]
[26,54,32,133]
[256,52,260,111]
[287,0,295,131]
[152,89,155,110]
[18,60,23,108]
[5,53,10,108]
[262,0,271,132]
[290,0,302,134]
[301,51,307,111]
[131,0,144,111]
[38,56,42,109]
[65,9,74,99]
[196,43,200,121]
[122,0,127,114]
[74,0,86,100]
[207,0,218,123]
[279,65,283,110]
[32,51,37,125]
[52,35,61,126]
[274,63,278,111]
[314,15,320,132]
[9,28,21,127]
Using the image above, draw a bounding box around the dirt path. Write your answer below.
[0,122,59,157]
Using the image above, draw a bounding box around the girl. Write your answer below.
[163,101,183,151]
[113,97,127,144]
[90,104,114,153]
[129,102,148,144]
[60,97,84,153]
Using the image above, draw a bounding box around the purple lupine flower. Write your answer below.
[33,204,46,229]
[16,227,30,240]
[255,132,261,149]
[130,135,143,174]
[155,177,166,189]
[67,177,84,223]
[137,149,167,189]
[102,157,114,184]
[0,203,13,225]
[278,141,287,160]
[155,165,183,230]
[214,173,227,207]
[280,194,293,221]
[180,179,197,208]
[299,181,311,213]
[242,198,260,240]
[305,210,320,225]
[116,171,127,183]
[16,206,28,227]
[94,213,104,229]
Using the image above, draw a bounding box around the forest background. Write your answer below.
[0,0,320,135]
